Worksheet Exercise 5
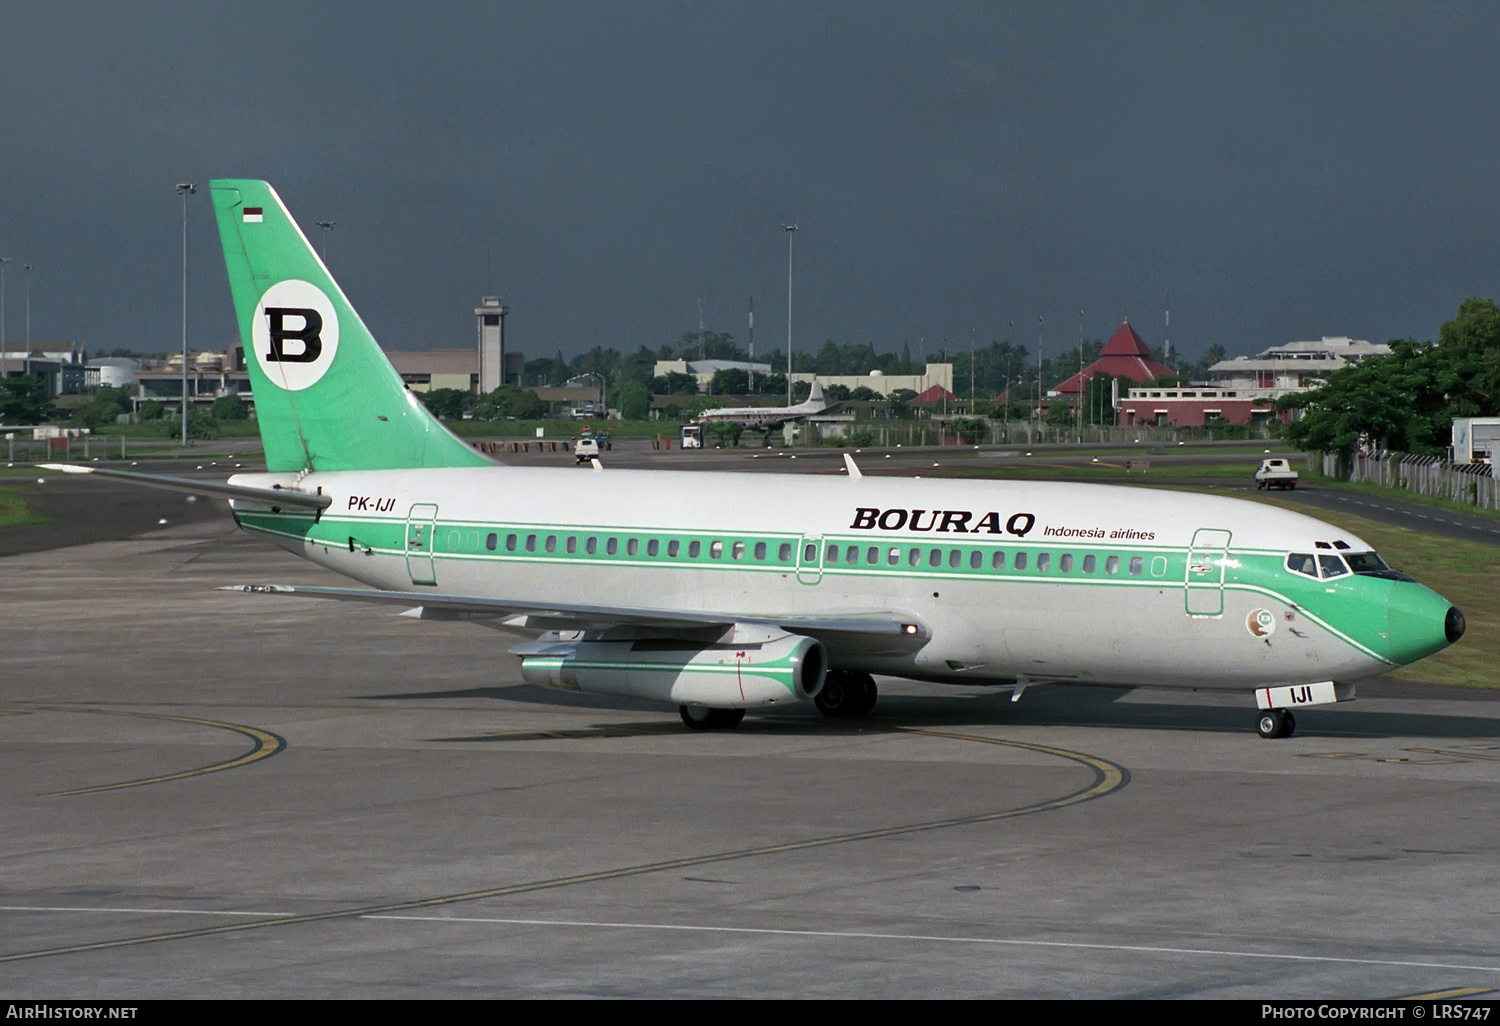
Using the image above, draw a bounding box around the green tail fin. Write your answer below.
[210,180,490,473]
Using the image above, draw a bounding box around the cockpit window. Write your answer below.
[1286,553,1318,578]
[1345,551,1388,573]
[1318,554,1350,579]
[1345,550,1416,582]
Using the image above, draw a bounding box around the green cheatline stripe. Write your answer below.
[0,728,1126,965]
[235,512,1388,662]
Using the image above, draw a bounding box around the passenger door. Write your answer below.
[405,503,439,586]
[1185,528,1231,616]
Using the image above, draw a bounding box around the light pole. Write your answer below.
[783,224,798,406]
[23,262,33,376]
[0,256,8,380]
[177,182,196,446]
[315,220,335,264]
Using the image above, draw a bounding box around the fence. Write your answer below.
[1324,450,1500,510]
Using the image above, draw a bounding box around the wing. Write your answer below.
[219,583,929,655]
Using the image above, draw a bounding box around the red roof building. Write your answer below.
[1048,322,1174,397]
[911,384,960,404]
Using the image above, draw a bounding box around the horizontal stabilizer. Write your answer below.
[38,464,332,510]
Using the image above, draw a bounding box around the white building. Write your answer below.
[1205,336,1389,396]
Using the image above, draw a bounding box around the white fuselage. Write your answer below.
[230,464,1396,693]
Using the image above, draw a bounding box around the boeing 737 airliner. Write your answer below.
[49,180,1466,738]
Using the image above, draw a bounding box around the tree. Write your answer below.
[418,388,469,420]
[709,368,749,395]
[0,377,57,425]
[211,394,250,421]
[473,384,548,420]
[615,380,652,420]
[1278,339,1448,456]
[652,371,698,395]
[708,421,743,447]
[947,417,986,442]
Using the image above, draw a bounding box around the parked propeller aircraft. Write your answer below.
[694,380,830,432]
[47,180,1465,737]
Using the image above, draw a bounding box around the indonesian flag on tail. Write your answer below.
[243,207,264,223]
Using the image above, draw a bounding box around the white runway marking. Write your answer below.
[9,902,1496,973]
[362,912,1500,974]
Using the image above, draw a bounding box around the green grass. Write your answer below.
[0,485,48,529]
[946,460,1278,481]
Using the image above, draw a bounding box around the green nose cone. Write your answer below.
[1386,583,1463,665]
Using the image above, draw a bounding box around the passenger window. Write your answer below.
[992,551,1006,570]
[888,547,900,566]
[1129,556,1143,575]
[929,548,942,568]
[1037,553,1050,572]
[1318,554,1350,579]
[1286,553,1318,578]
[525,534,537,552]
[566,536,577,554]
[668,539,680,557]
[487,533,498,551]
[467,531,479,551]
[732,541,745,560]
[585,537,598,554]
[1060,554,1073,572]
[803,542,816,562]
[606,538,618,555]
[754,542,767,561]
[778,543,792,562]
[626,538,639,556]
[948,549,961,568]
[689,541,702,558]
[647,539,659,557]
[970,551,983,569]
[908,548,921,567]
[545,535,557,553]
[711,541,724,559]
[825,544,839,564]
[1105,555,1119,574]
[506,533,517,552]
[866,546,879,565]
[1014,551,1028,570]
[1082,554,1095,573]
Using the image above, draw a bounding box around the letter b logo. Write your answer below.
[265,308,323,363]
[251,280,339,390]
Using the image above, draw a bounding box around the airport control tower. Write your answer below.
[475,296,507,393]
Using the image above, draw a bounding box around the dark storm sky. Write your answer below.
[3,1,1498,366]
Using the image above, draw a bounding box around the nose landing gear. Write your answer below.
[1256,708,1296,739]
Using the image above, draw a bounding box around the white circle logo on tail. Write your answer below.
[250,280,340,391]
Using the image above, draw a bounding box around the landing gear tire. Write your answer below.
[815,671,878,718]
[1256,709,1296,739]
[679,706,746,731]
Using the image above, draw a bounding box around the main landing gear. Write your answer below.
[1256,708,1296,740]
[678,706,746,731]
[814,670,878,718]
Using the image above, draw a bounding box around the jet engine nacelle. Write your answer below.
[518,626,826,709]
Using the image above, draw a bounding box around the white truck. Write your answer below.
[574,436,601,465]
[1254,458,1299,490]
